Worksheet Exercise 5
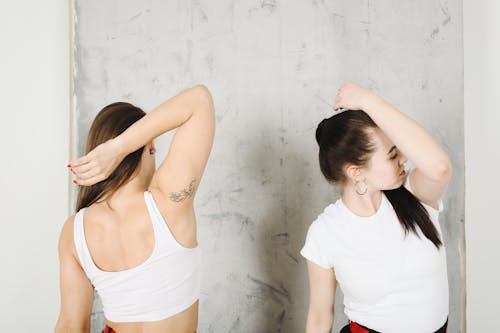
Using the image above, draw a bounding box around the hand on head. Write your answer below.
[333,82,379,112]
[68,139,125,186]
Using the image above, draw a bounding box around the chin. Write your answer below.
[387,180,404,190]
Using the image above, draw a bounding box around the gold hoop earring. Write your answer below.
[354,179,368,195]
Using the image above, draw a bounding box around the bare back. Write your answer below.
[81,189,198,333]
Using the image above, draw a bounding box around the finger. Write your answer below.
[77,167,101,181]
[333,98,342,111]
[334,102,345,112]
[74,174,105,187]
[72,162,96,176]
[69,155,92,168]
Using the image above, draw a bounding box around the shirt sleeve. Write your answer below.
[300,217,333,269]
[403,170,444,219]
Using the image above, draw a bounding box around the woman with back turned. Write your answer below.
[55,85,214,333]
[301,82,451,333]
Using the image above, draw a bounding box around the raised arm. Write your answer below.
[145,86,215,206]
[69,85,215,207]
[305,260,336,333]
[55,217,94,333]
[334,82,452,208]
[115,84,214,206]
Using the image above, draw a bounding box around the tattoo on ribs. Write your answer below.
[168,179,196,203]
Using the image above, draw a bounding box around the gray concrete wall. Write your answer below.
[73,1,464,332]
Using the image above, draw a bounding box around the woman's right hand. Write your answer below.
[68,138,126,186]
[333,81,381,112]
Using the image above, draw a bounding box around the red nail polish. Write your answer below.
[73,180,78,184]
[67,164,71,168]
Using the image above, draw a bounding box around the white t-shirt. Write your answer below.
[300,174,448,333]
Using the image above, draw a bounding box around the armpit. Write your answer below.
[168,179,196,203]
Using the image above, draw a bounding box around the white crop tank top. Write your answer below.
[73,191,201,323]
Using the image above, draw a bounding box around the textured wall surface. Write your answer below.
[73,1,464,332]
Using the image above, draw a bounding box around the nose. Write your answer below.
[400,153,408,165]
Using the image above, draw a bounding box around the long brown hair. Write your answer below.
[75,102,146,212]
[315,110,442,248]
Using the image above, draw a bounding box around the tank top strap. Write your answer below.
[143,191,182,249]
[72,208,96,278]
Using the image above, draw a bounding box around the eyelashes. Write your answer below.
[390,148,399,160]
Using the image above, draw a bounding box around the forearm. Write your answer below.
[115,85,212,154]
[54,318,89,333]
[363,96,451,180]
[305,311,334,333]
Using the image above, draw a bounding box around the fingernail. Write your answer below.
[67,164,71,168]
[73,180,78,185]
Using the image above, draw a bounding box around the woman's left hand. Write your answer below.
[68,138,126,186]
[333,82,380,112]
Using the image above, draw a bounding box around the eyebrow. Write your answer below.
[387,146,397,155]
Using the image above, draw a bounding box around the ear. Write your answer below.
[148,140,156,151]
[345,164,365,182]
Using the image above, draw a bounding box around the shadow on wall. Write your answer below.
[241,125,315,332]
[250,133,297,331]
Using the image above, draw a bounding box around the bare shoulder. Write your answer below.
[58,215,78,259]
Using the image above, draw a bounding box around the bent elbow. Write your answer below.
[431,158,452,182]
[192,84,214,114]
[439,158,452,176]
[193,84,212,101]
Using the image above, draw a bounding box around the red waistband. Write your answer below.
[103,325,117,333]
[350,322,372,333]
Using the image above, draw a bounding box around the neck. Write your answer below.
[97,174,150,210]
[341,185,383,217]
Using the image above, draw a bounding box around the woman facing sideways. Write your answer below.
[301,82,451,333]
[55,85,214,333]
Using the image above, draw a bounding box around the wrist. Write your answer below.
[362,94,387,114]
[110,136,129,157]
